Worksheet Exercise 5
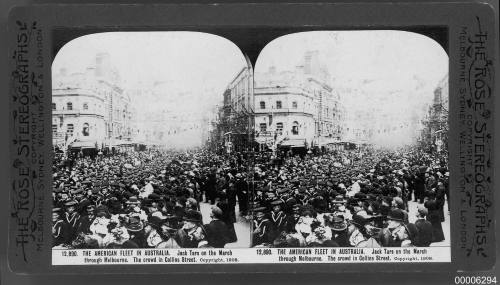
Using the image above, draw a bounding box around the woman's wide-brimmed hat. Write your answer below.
[183,210,203,223]
[126,216,144,232]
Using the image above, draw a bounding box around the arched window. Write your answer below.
[260,101,266,109]
[292,121,299,135]
[66,102,73,110]
[292,101,298,109]
[82,123,89,136]
[83,103,89,110]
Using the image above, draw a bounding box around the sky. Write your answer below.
[52,31,248,98]
[255,30,448,90]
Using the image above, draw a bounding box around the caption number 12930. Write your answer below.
[455,276,497,284]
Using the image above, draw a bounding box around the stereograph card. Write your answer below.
[5,0,497,278]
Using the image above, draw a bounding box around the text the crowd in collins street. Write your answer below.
[52,148,250,249]
[251,146,448,248]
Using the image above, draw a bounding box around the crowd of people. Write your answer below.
[52,147,250,249]
[53,144,449,250]
[250,146,449,248]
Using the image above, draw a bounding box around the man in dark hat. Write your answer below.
[399,222,419,247]
[380,209,406,247]
[216,192,237,243]
[63,200,81,242]
[269,200,287,236]
[234,173,249,216]
[156,216,181,248]
[325,215,349,247]
[52,208,69,247]
[144,216,164,248]
[76,204,96,235]
[175,210,207,248]
[125,216,145,248]
[204,206,231,248]
[414,205,434,246]
[285,203,301,233]
[252,206,275,247]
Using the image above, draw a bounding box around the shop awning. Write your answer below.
[69,140,97,149]
[279,138,306,148]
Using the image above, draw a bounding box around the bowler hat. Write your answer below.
[147,216,163,230]
[350,214,372,228]
[183,210,203,223]
[327,215,347,231]
[387,209,405,222]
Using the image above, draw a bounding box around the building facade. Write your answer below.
[254,51,343,150]
[215,66,254,153]
[52,53,132,149]
[421,73,449,153]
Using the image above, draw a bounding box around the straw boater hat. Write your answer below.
[126,196,141,205]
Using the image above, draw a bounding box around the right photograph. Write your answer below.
[250,30,449,248]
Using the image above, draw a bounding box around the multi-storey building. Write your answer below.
[52,53,132,149]
[421,73,449,153]
[253,51,343,150]
[217,66,254,153]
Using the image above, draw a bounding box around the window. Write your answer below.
[66,102,73,110]
[276,122,283,133]
[292,101,298,109]
[276,101,282,109]
[52,124,57,136]
[83,103,89,110]
[292,121,299,135]
[82,123,90,136]
[259,123,267,133]
[66,124,74,137]
[52,103,56,110]
[260,101,266,109]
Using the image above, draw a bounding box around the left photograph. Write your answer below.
[51,32,253,249]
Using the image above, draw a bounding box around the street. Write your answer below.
[199,202,252,248]
[407,199,450,247]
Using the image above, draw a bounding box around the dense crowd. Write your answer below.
[52,147,250,249]
[251,146,449,248]
[53,144,449,250]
